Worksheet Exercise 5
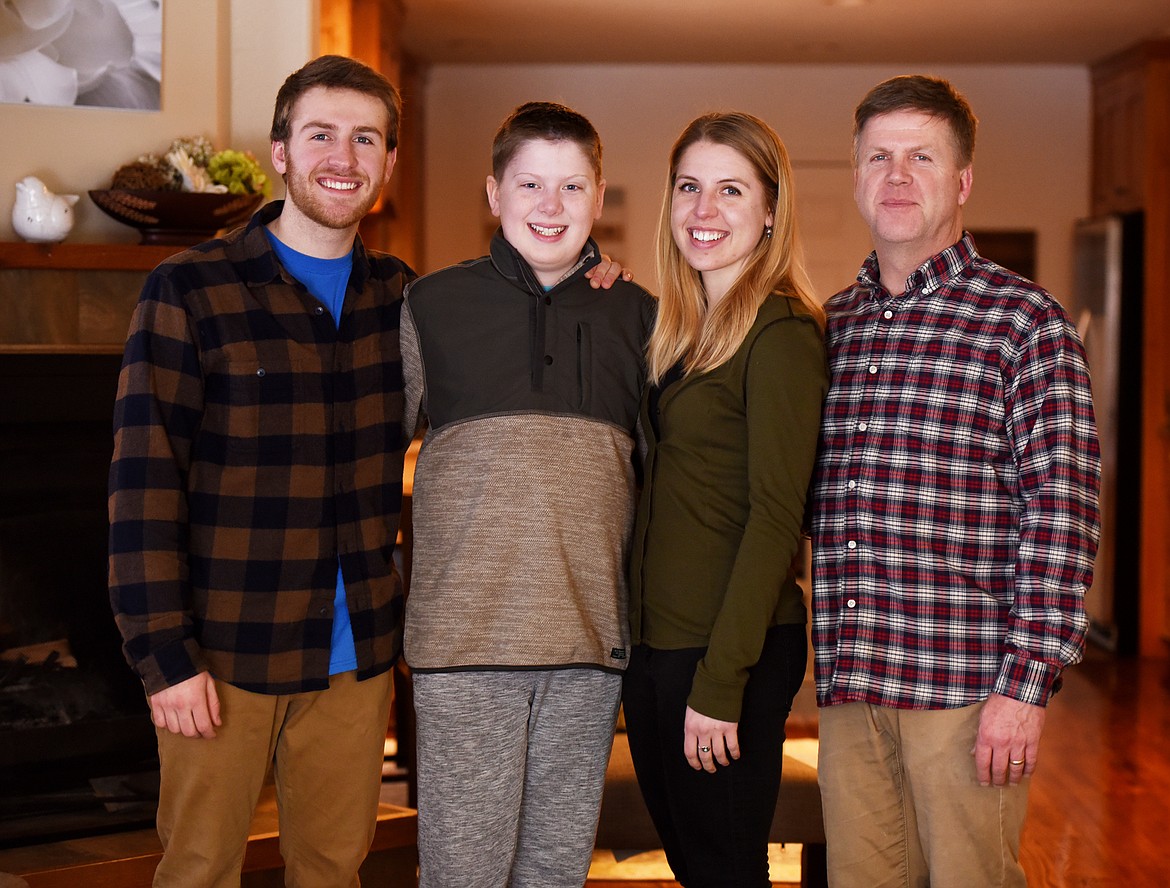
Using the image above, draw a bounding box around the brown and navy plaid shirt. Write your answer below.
[109,201,413,696]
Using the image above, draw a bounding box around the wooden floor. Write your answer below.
[587,648,1170,887]
[1021,647,1170,886]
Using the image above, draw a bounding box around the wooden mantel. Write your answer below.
[0,242,180,354]
[0,241,180,272]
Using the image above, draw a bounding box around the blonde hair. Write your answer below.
[648,111,824,383]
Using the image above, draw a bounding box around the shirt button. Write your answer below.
[847,540,857,550]
[543,295,552,305]
[544,355,554,365]
[868,365,878,374]
[846,599,857,609]
[256,368,266,378]
[848,480,857,490]
[314,306,325,316]
[883,310,893,320]
[858,422,868,432]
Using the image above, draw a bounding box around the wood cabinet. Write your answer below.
[1091,61,1147,214]
[1090,40,1170,655]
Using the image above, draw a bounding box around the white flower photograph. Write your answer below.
[0,0,162,109]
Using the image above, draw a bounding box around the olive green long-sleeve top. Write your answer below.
[628,293,828,722]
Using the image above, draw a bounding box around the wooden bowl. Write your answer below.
[88,189,263,245]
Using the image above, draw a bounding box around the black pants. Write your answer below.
[622,623,807,888]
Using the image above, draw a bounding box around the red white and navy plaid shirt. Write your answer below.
[810,234,1100,710]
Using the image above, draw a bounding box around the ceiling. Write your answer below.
[399,0,1170,66]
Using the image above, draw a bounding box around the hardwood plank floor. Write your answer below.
[1021,647,1170,886]
[588,648,1170,887]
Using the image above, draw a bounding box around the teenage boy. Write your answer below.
[401,101,655,888]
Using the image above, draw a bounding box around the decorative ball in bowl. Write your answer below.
[88,189,264,245]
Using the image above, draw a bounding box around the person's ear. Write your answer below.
[271,141,288,175]
[958,166,973,206]
[486,176,501,218]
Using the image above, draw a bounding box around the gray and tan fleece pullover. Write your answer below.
[400,230,655,674]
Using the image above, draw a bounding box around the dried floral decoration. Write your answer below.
[110,137,271,198]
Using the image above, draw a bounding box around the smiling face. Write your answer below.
[853,109,972,274]
[271,85,396,244]
[670,140,773,305]
[485,138,605,288]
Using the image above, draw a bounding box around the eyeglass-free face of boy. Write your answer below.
[486,137,605,288]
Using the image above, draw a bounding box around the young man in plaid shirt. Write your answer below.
[810,75,1100,887]
[108,56,411,886]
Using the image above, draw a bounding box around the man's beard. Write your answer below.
[283,155,383,230]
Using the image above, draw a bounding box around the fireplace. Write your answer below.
[0,242,179,848]
[0,352,160,847]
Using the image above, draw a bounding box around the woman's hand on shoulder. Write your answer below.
[684,705,740,773]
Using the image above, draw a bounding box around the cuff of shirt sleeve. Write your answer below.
[136,637,205,696]
[993,652,1063,707]
[687,667,745,723]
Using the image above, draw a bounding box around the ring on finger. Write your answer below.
[699,745,711,753]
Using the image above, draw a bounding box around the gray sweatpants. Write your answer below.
[412,669,622,888]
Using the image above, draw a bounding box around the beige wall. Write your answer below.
[2,8,1092,304]
[228,0,318,182]
[0,0,314,244]
[421,64,1091,303]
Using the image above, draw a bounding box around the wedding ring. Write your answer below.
[1009,758,1026,766]
[699,745,711,753]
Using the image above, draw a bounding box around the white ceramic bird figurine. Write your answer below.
[13,176,80,243]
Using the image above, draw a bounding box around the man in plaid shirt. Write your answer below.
[810,75,1100,886]
[108,56,412,886]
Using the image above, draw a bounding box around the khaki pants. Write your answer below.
[818,700,1029,888]
[153,670,394,888]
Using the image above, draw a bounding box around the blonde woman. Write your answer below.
[624,112,827,887]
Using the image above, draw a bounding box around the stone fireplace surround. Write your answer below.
[0,243,177,848]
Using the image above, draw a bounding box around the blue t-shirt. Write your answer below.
[266,230,357,676]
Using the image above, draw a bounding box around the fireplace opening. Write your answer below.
[0,352,159,847]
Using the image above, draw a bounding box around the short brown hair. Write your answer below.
[490,102,602,181]
[270,55,401,150]
[853,74,977,167]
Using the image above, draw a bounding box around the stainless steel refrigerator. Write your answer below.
[1068,212,1143,654]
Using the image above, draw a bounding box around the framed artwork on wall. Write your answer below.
[0,0,162,110]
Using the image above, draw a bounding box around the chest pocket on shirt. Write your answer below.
[350,336,401,432]
[891,350,1007,466]
[203,356,324,460]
